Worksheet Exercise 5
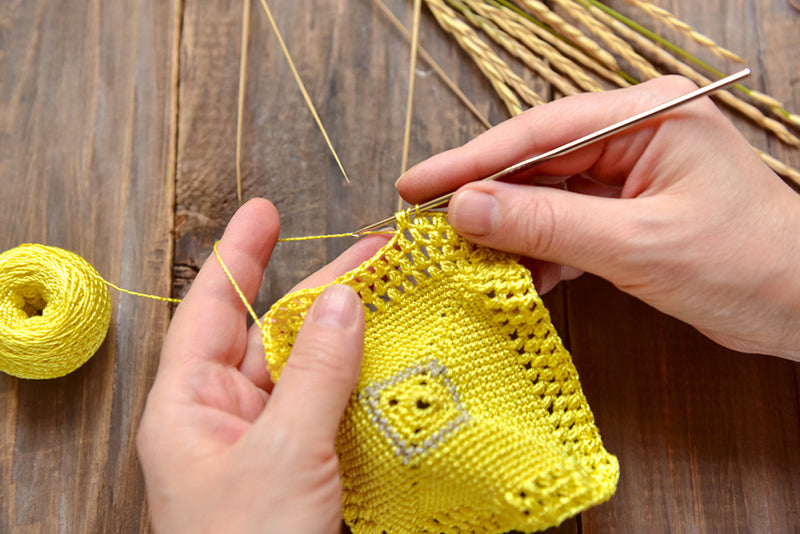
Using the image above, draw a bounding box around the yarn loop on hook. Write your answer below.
[0,244,111,379]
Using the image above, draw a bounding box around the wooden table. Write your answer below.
[2,1,798,532]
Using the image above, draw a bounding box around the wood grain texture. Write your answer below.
[0,0,178,532]
[1,0,799,532]
[173,0,509,309]
[571,278,800,532]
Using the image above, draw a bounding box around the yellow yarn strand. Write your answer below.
[0,223,395,380]
[277,229,396,242]
[0,244,178,379]
[213,241,263,327]
[278,232,357,242]
[102,281,181,304]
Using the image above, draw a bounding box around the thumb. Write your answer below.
[264,284,365,444]
[448,181,642,280]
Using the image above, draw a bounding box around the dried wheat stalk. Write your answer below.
[425,0,544,114]
[421,0,800,184]
[610,26,800,178]
[516,0,620,71]
[466,0,606,93]
[583,0,800,131]
[452,0,582,96]
[491,0,630,88]
[623,0,745,64]
[555,0,659,80]
[591,5,800,147]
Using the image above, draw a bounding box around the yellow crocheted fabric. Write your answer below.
[262,212,618,533]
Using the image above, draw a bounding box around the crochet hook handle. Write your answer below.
[355,68,751,235]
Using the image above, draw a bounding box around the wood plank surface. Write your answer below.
[173,0,506,307]
[0,1,178,532]
[1,0,798,532]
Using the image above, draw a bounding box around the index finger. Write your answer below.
[159,198,279,371]
[396,76,706,204]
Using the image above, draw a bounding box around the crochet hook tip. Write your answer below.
[353,214,399,235]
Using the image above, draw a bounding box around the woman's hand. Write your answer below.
[397,76,800,360]
[137,198,389,533]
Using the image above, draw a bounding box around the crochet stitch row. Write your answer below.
[261,211,618,533]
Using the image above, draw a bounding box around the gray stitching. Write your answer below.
[358,359,471,465]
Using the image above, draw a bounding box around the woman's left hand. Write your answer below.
[137,198,389,534]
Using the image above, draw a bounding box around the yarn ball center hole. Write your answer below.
[19,287,47,318]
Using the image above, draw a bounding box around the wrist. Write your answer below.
[755,185,800,360]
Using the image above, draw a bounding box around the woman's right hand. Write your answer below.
[397,76,800,360]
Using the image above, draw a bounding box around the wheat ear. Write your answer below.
[492,0,630,88]
[754,148,800,188]
[747,90,800,129]
[555,0,659,80]
[582,0,800,131]
[453,0,581,96]
[425,0,526,115]
[515,0,620,72]
[590,5,800,147]
[623,0,745,64]
[466,0,605,93]
[430,0,547,109]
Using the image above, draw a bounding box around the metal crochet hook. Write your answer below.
[353,68,751,236]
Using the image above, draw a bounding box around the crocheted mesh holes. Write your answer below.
[262,212,618,534]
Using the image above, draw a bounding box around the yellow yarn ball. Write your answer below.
[0,244,112,379]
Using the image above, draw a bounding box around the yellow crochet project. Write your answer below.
[262,211,618,534]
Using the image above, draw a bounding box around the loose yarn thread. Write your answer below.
[277,229,395,242]
[0,243,178,380]
[0,229,384,380]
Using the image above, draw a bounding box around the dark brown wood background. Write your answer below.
[1,1,798,532]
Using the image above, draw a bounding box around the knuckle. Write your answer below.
[515,194,560,259]
[632,76,703,116]
[654,74,699,95]
[284,335,353,383]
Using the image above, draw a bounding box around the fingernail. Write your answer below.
[311,284,360,329]
[449,190,498,236]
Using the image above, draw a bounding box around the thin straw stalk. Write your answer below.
[372,0,492,129]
